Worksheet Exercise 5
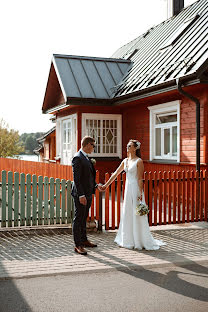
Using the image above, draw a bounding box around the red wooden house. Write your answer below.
[41,0,208,181]
[34,126,56,163]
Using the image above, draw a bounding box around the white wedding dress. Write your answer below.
[115,158,166,250]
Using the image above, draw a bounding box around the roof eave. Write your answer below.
[52,56,67,103]
[112,74,200,105]
[44,97,113,114]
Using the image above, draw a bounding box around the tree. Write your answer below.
[19,132,45,154]
[0,119,24,157]
[25,135,37,154]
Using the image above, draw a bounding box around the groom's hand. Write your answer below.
[99,184,107,192]
[79,196,87,206]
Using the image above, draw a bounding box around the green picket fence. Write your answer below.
[0,170,74,228]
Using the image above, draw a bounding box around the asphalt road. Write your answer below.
[0,263,208,312]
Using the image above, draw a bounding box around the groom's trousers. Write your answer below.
[72,195,92,247]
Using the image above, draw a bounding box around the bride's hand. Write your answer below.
[138,195,142,201]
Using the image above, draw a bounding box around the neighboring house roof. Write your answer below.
[34,127,56,154]
[42,0,208,113]
[112,0,208,99]
[37,126,56,144]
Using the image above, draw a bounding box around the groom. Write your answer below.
[72,136,101,255]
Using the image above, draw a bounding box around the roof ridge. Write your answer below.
[53,54,131,63]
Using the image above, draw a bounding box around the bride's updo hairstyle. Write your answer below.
[129,139,141,158]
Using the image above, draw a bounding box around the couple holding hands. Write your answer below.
[72,136,165,255]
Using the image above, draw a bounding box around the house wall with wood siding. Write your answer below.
[46,84,208,180]
[121,84,208,167]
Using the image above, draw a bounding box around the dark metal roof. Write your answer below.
[111,0,208,98]
[52,54,131,100]
[37,126,56,143]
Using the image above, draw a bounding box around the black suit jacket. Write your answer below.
[71,150,97,198]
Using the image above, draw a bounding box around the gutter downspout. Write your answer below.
[176,78,200,171]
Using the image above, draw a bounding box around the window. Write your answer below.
[56,114,77,165]
[82,113,122,158]
[148,101,180,162]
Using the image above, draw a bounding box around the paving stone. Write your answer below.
[0,224,208,279]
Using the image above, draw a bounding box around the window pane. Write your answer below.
[156,114,177,124]
[172,126,177,156]
[155,128,161,156]
[164,128,170,155]
[106,130,113,144]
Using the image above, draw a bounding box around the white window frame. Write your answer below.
[56,114,77,165]
[148,101,180,162]
[82,113,122,158]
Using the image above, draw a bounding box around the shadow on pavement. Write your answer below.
[0,228,207,305]
[0,267,32,312]
[87,229,208,302]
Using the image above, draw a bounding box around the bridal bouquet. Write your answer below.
[136,201,149,216]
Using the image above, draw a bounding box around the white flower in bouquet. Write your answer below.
[136,201,149,216]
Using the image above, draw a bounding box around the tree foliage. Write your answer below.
[19,132,44,154]
[0,119,24,157]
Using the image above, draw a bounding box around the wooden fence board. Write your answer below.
[26,174,31,226]
[56,179,60,224]
[38,176,43,225]
[1,171,7,227]
[14,172,19,227]
[61,179,66,224]
[8,172,13,227]
[32,175,37,226]
[44,176,49,225]
[50,178,55,225]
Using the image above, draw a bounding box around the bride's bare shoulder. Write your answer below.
[136,157,143,164]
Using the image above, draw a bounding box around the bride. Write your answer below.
[101,139,166,250]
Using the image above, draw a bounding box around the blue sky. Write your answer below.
[0,0,196,134]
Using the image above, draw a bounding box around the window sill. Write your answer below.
[148,159,179,165]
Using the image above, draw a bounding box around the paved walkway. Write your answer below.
[0,222,208,279]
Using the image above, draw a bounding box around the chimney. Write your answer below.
[167,0,184,18]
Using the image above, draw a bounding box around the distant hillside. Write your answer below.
[19,132,45,154]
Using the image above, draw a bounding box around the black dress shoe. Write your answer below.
[82,240,97,248]
[74,246,87,255]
